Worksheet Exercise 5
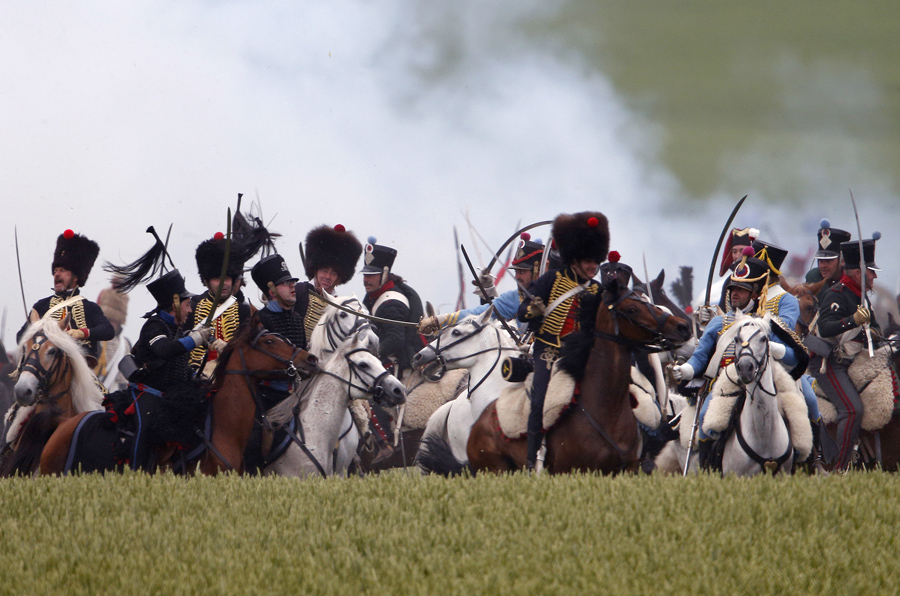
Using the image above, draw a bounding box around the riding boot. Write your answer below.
[525,429,541,471]
[698,439,712,471]
[810,421,829,476]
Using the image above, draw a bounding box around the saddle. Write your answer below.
[701,362,812,461]
[815,346,899,431]
[495,364,662,439]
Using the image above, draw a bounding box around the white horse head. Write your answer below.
[307,295,372,361]
[14,317,103,411]
[413,306,517,374]
[732,313,773,386]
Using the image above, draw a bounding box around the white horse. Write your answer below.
[413,307,521,471]
[263,325,406,478]
[657,314,809,476]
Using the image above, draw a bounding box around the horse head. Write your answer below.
[308,295,368,360]
[412,306,509,372]
[601,279,691,350]
[213,324,318,388]
[732,313,771,386]
[338,327,406,407]
[785,278,826,336]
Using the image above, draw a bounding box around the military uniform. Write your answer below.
[804,221,851,302]
[751,239,801,330]
[295,224,363,347]
[18,230,113,364]
[518,212,608,469]
[810,238,882,470]
[251,254,305,348]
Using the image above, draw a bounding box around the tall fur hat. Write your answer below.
[52,229,100,286]
[96,281,129,328]
[303,224,363,285]
[551,212,610,266]
[195,234,245,283]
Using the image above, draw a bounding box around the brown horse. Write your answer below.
[467,281,691,474]
[1,317,104,476]
[780,277,826,338]
[39,325,317,475]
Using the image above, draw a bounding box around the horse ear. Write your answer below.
[476,304,494,325]
[889,311,896,326]
[779,275,793,293]
[426,301,436,318]
[810,278,827,294]
[653,269,665,290]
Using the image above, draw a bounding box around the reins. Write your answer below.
[427,319,519,396]
[17,331,72,404]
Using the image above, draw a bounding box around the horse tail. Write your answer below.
[0,410,62,477]
[415,434,471,477]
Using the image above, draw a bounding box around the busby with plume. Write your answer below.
[52,229,100,286]
[231,194,280,264]
[303,224,363,284]
[551,212,609,267]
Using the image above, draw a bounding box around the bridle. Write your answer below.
[727,324,771,390]
[423,319,519,396]
[16,331,71,404]
[594,288,678,352]
[316,298,369,357]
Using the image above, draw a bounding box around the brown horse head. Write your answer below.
[599,279,691,350]
[784,277,826,336]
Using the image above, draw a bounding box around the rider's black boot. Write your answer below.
[698,439,712,471]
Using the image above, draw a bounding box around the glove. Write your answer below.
[472,272,498,300]
[66,329,86,340]
[188,327,212,347]
[210,338,228,353]
[852,306,870,326]
[770,342,786,360]
[417,315,445,336]
[697,306,717,325]
[526,297,546,318]
[671,363,694,382]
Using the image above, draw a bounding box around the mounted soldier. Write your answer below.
[751,238,801,331]
[17,230,114,368]
[695,227,758,326]
[518,212,607,471]
[809,236,884,471]
[361,239,426,377]
[251,254,304,349]
[805,219,851,302]
[296,224,363,347]
[187,233,253,376]
[104,228,210,393]
[417,233,560,334]
[671,250,802,469]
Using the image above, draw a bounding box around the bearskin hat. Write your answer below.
[195,235,245,283]
[551,212,610,267]
[303,224,363,285]
[52,229,100,286]
[96,281,129,328]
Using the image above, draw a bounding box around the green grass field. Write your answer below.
[1,471,898,596]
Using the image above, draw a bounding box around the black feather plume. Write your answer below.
[232,198,280,261]
[669,266,694,309]
[103,231,168,293]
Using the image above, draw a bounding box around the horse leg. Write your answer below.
[38,413,86,476]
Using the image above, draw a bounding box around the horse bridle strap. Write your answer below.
[734,407,793,474]
[430,321,519,395]
[18,332,71,403]
[577,404,628,471]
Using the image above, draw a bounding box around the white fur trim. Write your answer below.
[400,369,468,430]
[629,367,661,429]
[495,378,531,439]
[814,346,896,431]
[773,366,812,460]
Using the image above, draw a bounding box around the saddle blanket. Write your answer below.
[815,346,898,431]
[702,362,812,461]
[495,364,662,439]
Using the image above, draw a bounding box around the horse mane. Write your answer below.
[210,323,261,390]
[556,290,604,381]
[16,318,103,412]
[718,311,773,347]
[307,295,366,359]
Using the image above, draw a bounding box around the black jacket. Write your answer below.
[131,313,194,391]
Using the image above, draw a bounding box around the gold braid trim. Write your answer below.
[536,271,599,347]
[188,297,242,368]
[48,295,89,330]
[304,291,328,341]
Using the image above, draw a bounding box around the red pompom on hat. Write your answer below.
[520,232,531,241]
[334,224,346,232]
[742,246,755,257]
[587,216,599,228]
[608,250,621,263]
[63,229,75,239]
[213,232,225,240]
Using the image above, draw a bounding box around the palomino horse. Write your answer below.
[1,316,104,476]
[38,325,318,475]
[263,325,406,478]
[468,280,691,474]
[781,277,826,338]
[413,307,521,472]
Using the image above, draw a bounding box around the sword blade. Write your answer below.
[14,227,29,319]
[849,188,874,357]
[704,195,748,306]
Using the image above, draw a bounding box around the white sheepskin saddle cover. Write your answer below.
[815,346,898,432]
[702,363,813,460]
[495,365,661,439]
[400,369,468,430]
[5,404,34,445]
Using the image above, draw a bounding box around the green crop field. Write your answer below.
[1,471,897,596]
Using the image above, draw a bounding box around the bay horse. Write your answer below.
[263,325,406,478]
[38,325,318,475]
[467,279,691,474]
[1,316,104,476]
[780,277,826,338]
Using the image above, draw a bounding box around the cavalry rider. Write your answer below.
[809,236,883,471]
[518,212,607,471]
[805,219,851,301]
[17,229,114,367]
[700,227,758,323]
[251,254,304,348]
[417,233,560,335]
[93,280,132,391]
[361,239,426,376]
[187,233,253,377]
[751,239,801,330]
[671,251,799,468]
[295,224,363,347]
[103,230,210,393]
